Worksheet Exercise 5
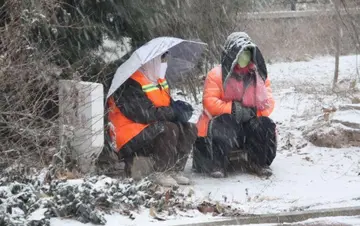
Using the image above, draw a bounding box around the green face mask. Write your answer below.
[237,50,251,68]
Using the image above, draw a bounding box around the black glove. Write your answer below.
[171,100,194,122]
[232,101,256,123]
[155,106,177,122]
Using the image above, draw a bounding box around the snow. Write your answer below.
[50,209,228,226]
[28,208,47,221]
[0,186,11,196]
[11,207,25,217]
[93,176,114,189]
[340,104,360,108]
[332,110,360,127]
[183,147,360,214]
[37,168,49,185]
[95,37,132,62]
[268,55,359,86]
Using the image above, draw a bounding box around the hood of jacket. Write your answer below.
[220,32,268,87]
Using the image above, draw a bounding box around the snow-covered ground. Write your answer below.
[178,55,360,216]
[52,55,360,226]
[3,55,360,226]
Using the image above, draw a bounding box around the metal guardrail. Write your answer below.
[241,8,360,19]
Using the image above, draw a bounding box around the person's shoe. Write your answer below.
[253,166,273,178]
[150,173,178,187]
[210,170,225,178]
[171,172,191,185]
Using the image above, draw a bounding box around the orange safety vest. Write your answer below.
[196,65,275,137]
[107,70,170,152]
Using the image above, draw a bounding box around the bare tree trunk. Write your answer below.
[333,22,340,89]
[290,0,297,11]
[205,54,209,75]
[333,1,341,89]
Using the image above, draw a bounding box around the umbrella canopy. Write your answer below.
[106,37,207,98]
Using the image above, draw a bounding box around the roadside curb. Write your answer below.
[176,206,360,226]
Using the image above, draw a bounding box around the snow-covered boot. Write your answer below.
[150,173,178,187]
[210,170,225,178]
[252,166,273,178]
[171,172,190,185]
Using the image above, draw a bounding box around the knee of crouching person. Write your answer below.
[185,122,198,139]
[258,116,276,128]
[163,121,180,138]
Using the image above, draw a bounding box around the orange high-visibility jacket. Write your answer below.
[107,70,170,151]
[196,65,275,137]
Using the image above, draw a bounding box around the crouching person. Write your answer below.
[193,32,277,178]
[107,52,197,187]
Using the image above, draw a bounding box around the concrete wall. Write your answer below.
[239,10,360,62]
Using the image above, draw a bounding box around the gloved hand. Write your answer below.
[171,100,194,122]
[232,101,256,123]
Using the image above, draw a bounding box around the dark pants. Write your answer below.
[119,121,197,176]
[193,114,277,174]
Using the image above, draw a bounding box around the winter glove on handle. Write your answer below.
[232,101,256,123]
[171,100,194,123]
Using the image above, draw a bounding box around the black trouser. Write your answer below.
[193,114,277,174]
[119,121,197,176]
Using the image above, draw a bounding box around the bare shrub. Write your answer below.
[0,0,116,174]
[0,1,59,169]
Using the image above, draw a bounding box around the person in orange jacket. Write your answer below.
[193,32,277,178]
[107,52,197,187]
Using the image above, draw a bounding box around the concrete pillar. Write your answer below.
[59,80,104,174]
